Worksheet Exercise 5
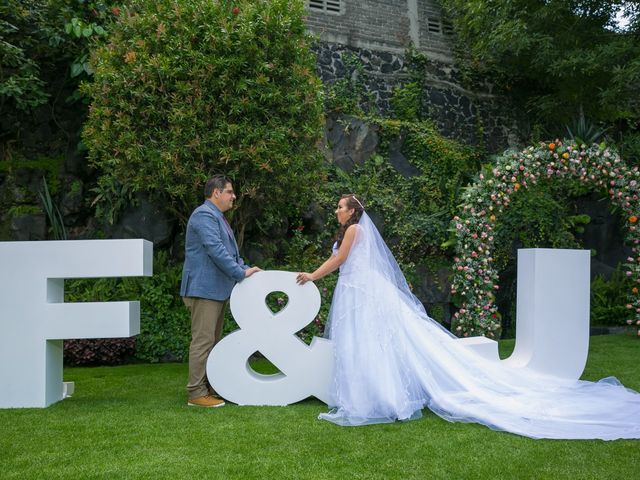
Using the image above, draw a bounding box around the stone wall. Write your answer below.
[314,41,522,153]
[0,94,176,247]
[306,1,524,153]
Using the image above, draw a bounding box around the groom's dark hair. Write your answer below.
[204,174,232,198]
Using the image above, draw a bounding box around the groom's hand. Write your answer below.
[296,272,313,285]
[244,266,262,278]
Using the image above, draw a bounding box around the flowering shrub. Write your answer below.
[451,140,640,338]
[82,0,324,242]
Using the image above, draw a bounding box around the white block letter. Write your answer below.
[502,248,590,379]
[207,271,334,406]
[0,240,153,408]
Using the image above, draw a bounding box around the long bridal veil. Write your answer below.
[320,212,640,440]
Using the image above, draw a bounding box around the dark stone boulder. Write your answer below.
[378,51,393,63]
[324,114,379,172]
[428,90,447,107]
[380,62,394,74]
[11,213,47,240]
[458,96,472,117]
[574,194,632,279]
[317,48,332,67]
[301,202,327,235]
[108,196,175,247]
[387,132,421,178]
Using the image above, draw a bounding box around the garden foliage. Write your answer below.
[3,1,639,366]
[0,0,117,126]
[591,266,636,327]
[64,252,190,365]
[0,1,119,241]
[324,119,480,266]
[82,0,325,245]
[441,0,640,158]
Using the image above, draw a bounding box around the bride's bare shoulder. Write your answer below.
[345,224,361,234]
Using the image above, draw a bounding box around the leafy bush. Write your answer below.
[0,0,58,113]
[136,254,190,362]
[391,81,422,122]
[441,0,640,129]
[492,183,589,272]
[64,252,190,364]
[591,266,636,327]
[0,0,117,120]
[618,130,640,166]
[82,0,325,245]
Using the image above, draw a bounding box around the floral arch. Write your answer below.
[451,140,640,339]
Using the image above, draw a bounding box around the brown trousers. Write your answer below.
[183,297,226,400]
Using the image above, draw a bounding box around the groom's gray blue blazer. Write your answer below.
[180,200,247,301]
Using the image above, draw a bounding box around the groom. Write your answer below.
[181,174,260,407]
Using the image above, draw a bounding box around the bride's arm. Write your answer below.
[296,225,357,284]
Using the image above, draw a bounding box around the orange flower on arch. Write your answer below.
[630,215,638,223]
[548,143,556,150]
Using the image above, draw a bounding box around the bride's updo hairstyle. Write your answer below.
[336,194,364,247]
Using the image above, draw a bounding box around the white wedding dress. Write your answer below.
[319,213,640,440]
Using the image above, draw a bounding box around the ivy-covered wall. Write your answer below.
[314,41,523,153]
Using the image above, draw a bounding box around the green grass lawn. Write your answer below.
[1,334,639,479]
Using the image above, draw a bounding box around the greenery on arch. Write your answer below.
[451,140,640,338]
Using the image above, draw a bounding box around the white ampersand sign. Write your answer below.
[206,270,335,406]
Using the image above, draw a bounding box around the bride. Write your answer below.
[296,194,640,440]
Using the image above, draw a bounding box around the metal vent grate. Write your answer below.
[308,0,342,14]
[427,18,442,34]
[442,21,454,36]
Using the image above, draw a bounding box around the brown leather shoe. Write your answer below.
[187,395,225,408]
[208,388,222,399]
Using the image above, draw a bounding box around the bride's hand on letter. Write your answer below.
[296,272,313,285]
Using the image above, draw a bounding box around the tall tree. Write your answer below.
[442,0,640,133]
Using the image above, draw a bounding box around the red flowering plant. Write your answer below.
[451,140,640,338]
